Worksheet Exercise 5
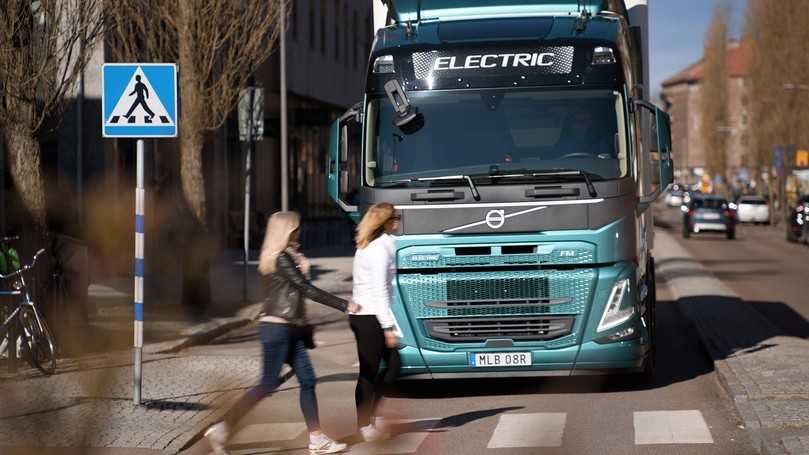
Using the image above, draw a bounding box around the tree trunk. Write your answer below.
[4,126,46,232]
[177,0,207,225]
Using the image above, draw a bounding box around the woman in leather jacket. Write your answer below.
[205,211,359,455]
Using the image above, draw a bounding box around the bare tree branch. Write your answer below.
[0,0,105,229]
[106,0,286,224]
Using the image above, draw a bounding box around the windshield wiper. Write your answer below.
[382,175,481,201]
[484,168,598,198]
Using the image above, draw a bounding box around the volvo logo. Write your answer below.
[485,210,506,229]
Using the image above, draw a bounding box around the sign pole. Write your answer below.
[280,7,289,212]
[102,62,176,406]
[243,88,254,304]
[134,139,145,405]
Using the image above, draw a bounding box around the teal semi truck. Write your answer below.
[328,0,673,382]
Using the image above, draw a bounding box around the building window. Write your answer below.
[309,5,315,50]
[320,0,326,55]
[334,1,340,60]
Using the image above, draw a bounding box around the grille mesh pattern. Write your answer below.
[399,269,595,319]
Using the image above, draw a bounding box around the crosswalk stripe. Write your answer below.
[487,413,567,448]
[228,422,306,445]
[351,418,439,455]
[110,115,120,124]
[634,410,714,445]
[160,115,170,123]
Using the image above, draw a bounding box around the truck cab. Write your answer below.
[328,0,673,381]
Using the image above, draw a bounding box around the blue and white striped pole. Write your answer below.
[134,139,145,405]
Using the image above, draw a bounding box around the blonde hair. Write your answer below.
[259,211,302,275]
[356,202,396,249]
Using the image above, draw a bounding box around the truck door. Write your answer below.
[328,104,362,221]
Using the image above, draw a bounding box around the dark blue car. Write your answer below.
[682,196,736,239]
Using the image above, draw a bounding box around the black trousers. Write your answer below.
[349,314,401,428]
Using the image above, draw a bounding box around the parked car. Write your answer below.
[735,195,770,224]
[683,196,736,239]
[786,195,809,243]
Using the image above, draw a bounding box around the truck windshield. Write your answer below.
[365,89,629,186]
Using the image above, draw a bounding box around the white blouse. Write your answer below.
[352,233,396,328]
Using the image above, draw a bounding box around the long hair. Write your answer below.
[356,202,396,249]
[258,211,301,275]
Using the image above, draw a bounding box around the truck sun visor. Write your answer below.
[412,47,575,80]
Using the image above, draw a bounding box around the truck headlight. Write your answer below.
[597,278,634,332]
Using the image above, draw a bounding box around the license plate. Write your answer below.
[702,213,720,220]
[470,352,532,367]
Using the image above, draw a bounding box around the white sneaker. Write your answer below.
[204,422,229,454]
[308,435,348,454]
[360,424,390,442]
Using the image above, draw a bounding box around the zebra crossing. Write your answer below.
[220,410,715,454]
[108,115,171,125]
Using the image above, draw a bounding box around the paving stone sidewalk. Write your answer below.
[655,229,809,455]
[0,256,354,454]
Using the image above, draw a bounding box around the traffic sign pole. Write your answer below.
[102,62,176,406]
[134,139,145,405]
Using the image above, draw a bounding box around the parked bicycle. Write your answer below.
[0,245,57,375]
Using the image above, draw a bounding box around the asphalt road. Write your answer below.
[181,230,757,455]
[655,203,809,337]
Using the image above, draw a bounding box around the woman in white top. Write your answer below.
[350,202,401,442]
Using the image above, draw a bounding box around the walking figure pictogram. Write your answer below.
[124,75,156,119]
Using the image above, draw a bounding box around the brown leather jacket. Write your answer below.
[261,252,348,325]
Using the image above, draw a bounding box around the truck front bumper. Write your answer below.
[396,338,648,380]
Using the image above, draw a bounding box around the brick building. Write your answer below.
[661,41,752,186]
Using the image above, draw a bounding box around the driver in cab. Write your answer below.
[550,109,614,160]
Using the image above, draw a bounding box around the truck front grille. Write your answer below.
[423,316,575,342]
[447,277,548,301]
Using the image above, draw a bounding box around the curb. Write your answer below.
[149,303,263,354]
[653,229,782,455]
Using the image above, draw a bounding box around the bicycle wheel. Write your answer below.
[19,307,56,375]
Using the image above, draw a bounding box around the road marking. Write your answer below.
[228,422,306,445]
[351,418,440,455]
[487,413,567,448]
[634,410,714,444]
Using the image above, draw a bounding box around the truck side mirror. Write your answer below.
[634,100,674,205]
[328,104,362,221]
[655,108,674,191]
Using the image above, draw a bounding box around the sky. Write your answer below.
[650,0,746,98]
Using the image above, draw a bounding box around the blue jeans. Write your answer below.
[224,323,320,432]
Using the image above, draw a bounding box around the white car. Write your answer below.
[665,190,684,207]
[735,196,770,224]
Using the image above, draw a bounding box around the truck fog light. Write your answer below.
[606,326,635,341]
[597,278,634,332]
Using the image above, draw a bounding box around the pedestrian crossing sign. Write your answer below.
[102,63,177,138]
